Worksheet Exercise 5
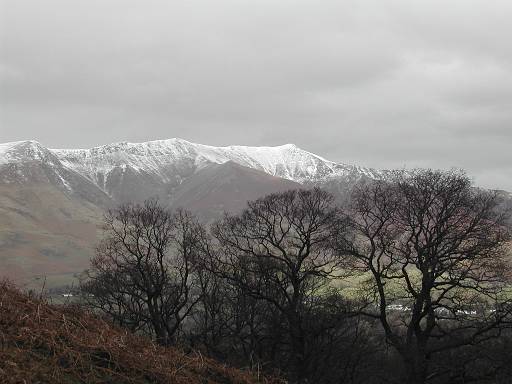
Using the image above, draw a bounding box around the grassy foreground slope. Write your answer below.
[0,282,281,384]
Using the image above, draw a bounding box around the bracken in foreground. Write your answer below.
[0,281,282,384]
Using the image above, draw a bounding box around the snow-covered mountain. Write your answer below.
[53,138,382,186]
[0,140,112,206]
[0,138,383,201]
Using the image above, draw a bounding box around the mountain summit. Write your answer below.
[52,137,381,187]
[1,138,382,200]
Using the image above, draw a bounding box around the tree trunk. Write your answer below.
[288,313,307,383]
[403,350,428,384]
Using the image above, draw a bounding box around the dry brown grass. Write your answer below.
[0,281,283,384]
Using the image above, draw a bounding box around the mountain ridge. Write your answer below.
[0,138,383,196]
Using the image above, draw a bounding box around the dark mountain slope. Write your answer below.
[0,183,103,287]
[171,161,302,220]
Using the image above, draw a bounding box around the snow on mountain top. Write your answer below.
[0,140,59,166]
[2,138,382,188]
[52,138,381,183]
[53,139,316,160]
[0,140,42,155]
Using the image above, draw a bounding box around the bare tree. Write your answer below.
[189,262,284,370]
[211,188,347,382]
[336,169,512,383]
[81,199,206,346]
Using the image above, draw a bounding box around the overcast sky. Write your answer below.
[1,0,511,190]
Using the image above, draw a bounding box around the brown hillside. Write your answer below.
[0,282,282,384]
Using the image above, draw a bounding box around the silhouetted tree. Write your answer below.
[336,169,512,384]
[211,188,349,382]
[81,200,206,346]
